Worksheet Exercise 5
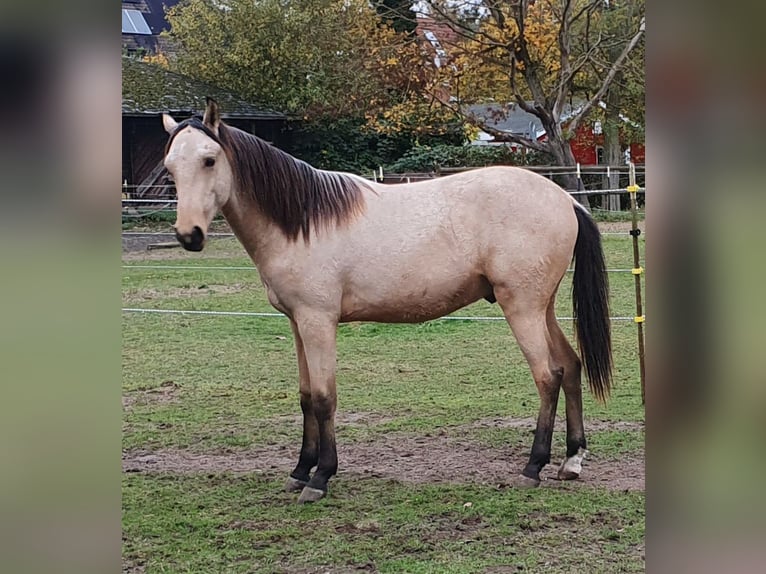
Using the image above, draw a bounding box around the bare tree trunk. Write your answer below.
[546,122,590,208]
[604,88,623,211]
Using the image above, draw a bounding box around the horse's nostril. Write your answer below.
[175,227,205,251]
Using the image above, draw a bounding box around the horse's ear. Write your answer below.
[203,97,221,132]
[162,113,178,134]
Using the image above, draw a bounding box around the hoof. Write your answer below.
[514,474,541,489]
[557,447,588,481]
[285,476,307,493]
[297,486,326,504]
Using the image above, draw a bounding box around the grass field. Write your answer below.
[122,230,645,573]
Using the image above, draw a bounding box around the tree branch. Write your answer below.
[554,0,574,119]
[471,121,551,153]
[565,16,644,136]
[486,0,507,30]
[434,93,551,154]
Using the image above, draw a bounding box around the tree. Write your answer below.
[164,0,464,171]
[166,0,395,119]
[375,0,418,36]
[586,1,645,207]
[418,1,645,188]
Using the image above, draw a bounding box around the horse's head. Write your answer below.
[162,98,233,252]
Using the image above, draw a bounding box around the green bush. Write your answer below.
[283,117,465,175]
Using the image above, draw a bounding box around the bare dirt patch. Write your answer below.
[464,416,644,433]
[122,233,176,254]
[122,561,145,574]
[122,234,246,260]
[597,221,645,235]
[122,283,252,304]
[123,380,180,411]
[123,432,644,491]
[269,411,397,428]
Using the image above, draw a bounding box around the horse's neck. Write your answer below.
[220,191,285,268]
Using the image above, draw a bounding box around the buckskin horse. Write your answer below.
[162,98,611,503]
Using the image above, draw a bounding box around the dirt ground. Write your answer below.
[123,416,644,492]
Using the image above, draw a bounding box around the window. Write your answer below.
[423,30,448,67]
[596,145,604,165]
[122,9,152,35]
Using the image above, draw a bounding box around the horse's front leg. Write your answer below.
[285,320,319,493]
[293,315,338,504]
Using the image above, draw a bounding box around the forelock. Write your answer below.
[164,117,222,159]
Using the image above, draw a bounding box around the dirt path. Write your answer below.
[598,220,645,234]
[123,432,644,492]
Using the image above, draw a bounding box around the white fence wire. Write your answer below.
[121,307,641,323]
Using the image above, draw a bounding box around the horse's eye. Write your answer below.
[204,157,215,168]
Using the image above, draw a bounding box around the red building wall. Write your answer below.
[566,123,645,165]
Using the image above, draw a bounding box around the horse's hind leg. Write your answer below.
[496,288,561,486]
[547,304,588,480]
[285,320,319,493]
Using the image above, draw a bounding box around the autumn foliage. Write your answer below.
[163,0,643,172]
[166,0,458,139]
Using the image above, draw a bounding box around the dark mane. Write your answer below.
[165,117,367,241]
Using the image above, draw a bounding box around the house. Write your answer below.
[122,57,287,194]
[469,102,645,165]
[122,0,180,55]
[415,15,460,69]
[414,9,644,165]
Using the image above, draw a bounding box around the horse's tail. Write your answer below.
[572,204,613,402]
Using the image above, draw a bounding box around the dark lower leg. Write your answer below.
[561,360,587,457]
[305,393,337,493]
[547,316,587,459]
[290,392,319,483]
[522,372,562,481]
[564,389,587,457]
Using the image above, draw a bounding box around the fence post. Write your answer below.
[627,163,646,404]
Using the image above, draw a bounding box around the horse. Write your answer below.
[162,98,612,503]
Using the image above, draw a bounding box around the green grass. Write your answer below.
[590,208,645,223]
[123,474,644,574]
[122,232,645,572]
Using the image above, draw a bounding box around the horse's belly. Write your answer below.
[339,274,492,323]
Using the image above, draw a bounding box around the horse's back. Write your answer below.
[369,166,572,215]
[365,166,577,250]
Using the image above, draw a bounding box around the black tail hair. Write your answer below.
[572,205,613,402]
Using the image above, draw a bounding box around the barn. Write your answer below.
[121,57,288,196]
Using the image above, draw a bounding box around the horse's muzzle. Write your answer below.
[175,226,205,251]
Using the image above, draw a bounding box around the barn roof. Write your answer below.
[121,57,286,120]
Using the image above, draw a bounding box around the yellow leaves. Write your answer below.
[365,97,458,138]
[449,0,575,102]
[142,52,169,69]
